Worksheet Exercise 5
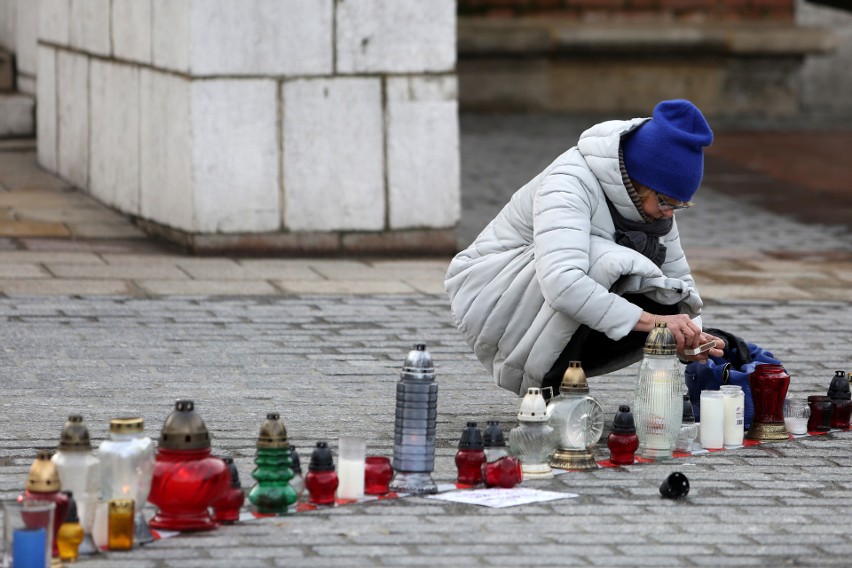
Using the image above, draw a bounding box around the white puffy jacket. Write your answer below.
[445,117,704,395]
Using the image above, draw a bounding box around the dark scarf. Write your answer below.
[605,198,672,267]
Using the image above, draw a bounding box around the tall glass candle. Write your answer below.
[634,323,683,461]
[721,385,745,447]
[699,391,725,450]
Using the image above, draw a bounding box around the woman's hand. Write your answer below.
[654,314,702,352]
[635,312,702,352]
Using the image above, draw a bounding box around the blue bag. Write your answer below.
[684,329,783,429]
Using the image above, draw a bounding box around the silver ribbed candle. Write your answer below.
[389,343,438,495]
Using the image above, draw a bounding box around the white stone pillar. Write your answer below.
[37,0,460,254]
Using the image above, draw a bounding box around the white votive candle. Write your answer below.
[700,391,725,450]
[721,385,745,447]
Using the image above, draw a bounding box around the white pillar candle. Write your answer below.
[336,436,366,500]
[700,391,725,450]
[721,385,745,447]
[336,456,365,500]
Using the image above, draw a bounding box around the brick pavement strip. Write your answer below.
[0,295,850,567]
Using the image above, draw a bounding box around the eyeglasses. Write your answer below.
[656,193,692,212]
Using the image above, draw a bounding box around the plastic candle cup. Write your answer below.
[721,385,745,447]
[699,391,725,450]
[3,500,55,568]
[783,398,810,435]
[336,437,367,500]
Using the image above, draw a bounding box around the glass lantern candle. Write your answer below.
[52,414,100,556]
[675,394,698,453]
[57,491,84,562]
[745,364,790,441]
[607,405,639,465]
[634,322,683,460]
[305,442,338,506]
[482,421,522,489]
[807,395,833,432]
[17,450,69,559]
[721,385,745,447]
[99,417,155,545]
[455,422,486,486]
[248,413,297,514]
[827,370,852,429]
[211,457,245,524]
[508,388,554,479]
[783,398,810,435]
[546,361,603,470]
[390,343,439,495]
[148,400,230,531]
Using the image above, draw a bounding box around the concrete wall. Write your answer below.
[0,0,38,93]
[36,0,461,254]
[797,0,852,118]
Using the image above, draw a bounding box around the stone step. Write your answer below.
[0,49,13,92]
[0,92,35,138]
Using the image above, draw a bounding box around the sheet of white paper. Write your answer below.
[426,487,579,508]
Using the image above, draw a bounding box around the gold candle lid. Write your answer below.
[256,412,289,449]
[58,414,92,452]
[158,400,211,451]
[26,449,61,493]
[109,417,144,434]
[559,361,589,394]
[644,321,676,355]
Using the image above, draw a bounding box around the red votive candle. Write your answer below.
[483,456,523,488]
[807,396,833,432]
[364,457,393,496]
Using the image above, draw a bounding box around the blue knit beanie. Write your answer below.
[622,99,714,202]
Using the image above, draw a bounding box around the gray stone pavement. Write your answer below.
[1,296,850,567]
[0,114,851,566]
